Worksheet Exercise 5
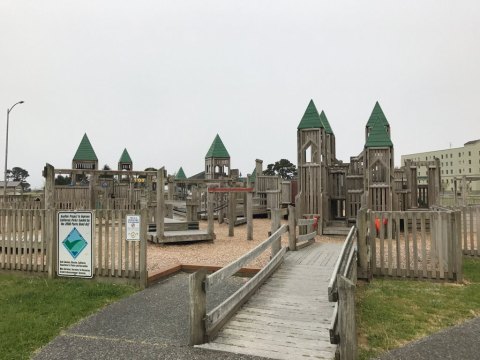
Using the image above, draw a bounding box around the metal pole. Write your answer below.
[3,101,24,197]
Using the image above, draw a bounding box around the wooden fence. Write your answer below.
[458,205,479,256]
[357,208,463,282]
[189,206,318,345]
[328,226,357,360]
[0,207,147,287]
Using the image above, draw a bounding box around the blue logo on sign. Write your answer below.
[62,227,88,259]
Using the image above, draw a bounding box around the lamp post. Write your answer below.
[4,101,24,197]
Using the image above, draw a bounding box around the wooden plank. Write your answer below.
[405,212,410,277]
[370,212,376,276]
[395,212,401,277]
[97,210,103,276]
[208,187,254,193]
[387,213,393,276]
[412,212,418,278]
[380,212,385,276]
[206,247,286,337]
[476,207,480,256]
[104,210,110,277]
[421,213,427,278]
[28,210,34,271]
[0,210,5,269]
[470,207,474,256]
[462,207,468,254]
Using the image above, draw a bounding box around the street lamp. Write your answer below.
[4,101,24,197]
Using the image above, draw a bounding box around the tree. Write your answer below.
[55,175,72,185]
[262,159,297,180]
[6,166,30,191]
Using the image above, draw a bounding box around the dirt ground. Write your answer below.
[146,218,345,273]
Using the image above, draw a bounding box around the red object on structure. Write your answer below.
[313,216,319,230]
[375,218,388,234]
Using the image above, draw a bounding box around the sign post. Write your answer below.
[57,211,93,278]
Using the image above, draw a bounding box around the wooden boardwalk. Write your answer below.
[199,242,342,360]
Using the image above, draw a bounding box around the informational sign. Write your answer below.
[126,215,141,241]
[57,211,93,278]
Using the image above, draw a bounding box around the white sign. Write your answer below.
[57,211,93,278]
[126,215,141,241]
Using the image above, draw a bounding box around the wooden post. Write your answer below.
[228,192,235,237]
[357,208,369,279]
[207,191,214,236]
[288,205,296,251]
[271,208,281,257]
[338,274,357,360]
[454,210,463,283]
[189,269,207,345]
[140,206,148,289]
[89,173,97,210]
[156,168,165,241]
[44,164,56,279]
[246,192,253,240]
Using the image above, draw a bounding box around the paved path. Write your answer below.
[376,316,480,360]
[199,242,342,360]
[33,273,269,360]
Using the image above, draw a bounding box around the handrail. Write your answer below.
[205,224,288,290]
[328,226,356,302]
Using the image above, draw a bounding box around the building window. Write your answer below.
[441,154,444,159]
[459,169,462,174]
[469,168,472,173]
[451,170,453,174]
[442,170,444,174]
[451,154,453,158]
[469,160,472,164]
[469,151,471,156]
[451,162,453,166]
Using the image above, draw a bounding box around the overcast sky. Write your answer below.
[1,1,479,189]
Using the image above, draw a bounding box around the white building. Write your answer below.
[401,139,480,192]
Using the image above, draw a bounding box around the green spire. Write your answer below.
[248,168,256,182]
[205,134,230,158]
[73,133,98,161]
[119,148,132,163]
[319,110,334,135]
[176,167,187,180]
[297,100,324,130]
[365,121,393,148]
[366,101,390,129]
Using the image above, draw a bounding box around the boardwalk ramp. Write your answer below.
[199,242,342,360]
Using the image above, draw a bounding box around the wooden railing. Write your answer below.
[189,224,289,344]
[328,226,357,360]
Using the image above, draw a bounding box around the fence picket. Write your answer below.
[387,213,392,276]
[370,212,376,275]
[405,212,410,277]
[476,207,480,256]
[421,213,427,278]
[380,212,385,275]
[470,207,474,255]
[412,212,418,278]
[395,212,400,277]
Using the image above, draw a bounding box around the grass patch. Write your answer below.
[357,257,480,359]
[0,273,136,360]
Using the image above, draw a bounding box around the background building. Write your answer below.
[401,139,480,192]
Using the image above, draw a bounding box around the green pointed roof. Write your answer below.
[319,110,334,135]
[365,121,393,148]
[297,100,324,130]
[205,134,230,158]
[119,148,132,163]
[73,133,98,161]
[248,168,256,182]
[176,167,187,180]
[366,101,390,129]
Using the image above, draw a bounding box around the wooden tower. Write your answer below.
[297,100,326,222]
[205,134,231,179]
[72,133,98,183]
[363,102,394,211]
[118,148,132,171]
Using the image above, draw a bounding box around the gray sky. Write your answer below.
[1,0,479,189]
